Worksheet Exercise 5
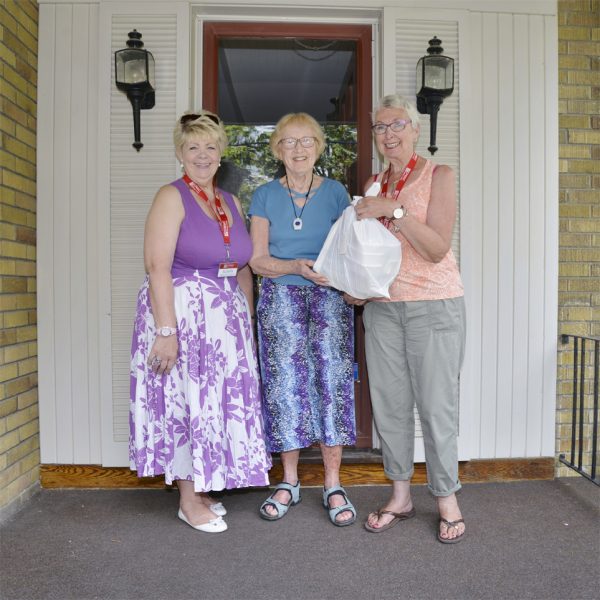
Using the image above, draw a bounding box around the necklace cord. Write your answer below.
[285,172,315,221]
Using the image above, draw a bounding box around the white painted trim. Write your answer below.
[192,8,381,112]
[37,3,58,463]
[456,10,477,460]
[542,15,558,457]
[526,14,548,456]
[85,3,103,463]
[39,0,558,16]
[460,11,483,459]
[53,3,76,462]
[97,2,117,466]
[496,12,516,458]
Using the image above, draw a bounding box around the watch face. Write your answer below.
[393,207,404,219]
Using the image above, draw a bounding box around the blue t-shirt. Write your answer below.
[249,177,350,286]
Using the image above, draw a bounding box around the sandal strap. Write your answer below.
[328,502,356,519]
[270,483,293,503]
[260,481,300,514]
[323,485,356,524]
[440,517,465,529]
[323,484,348,504]
[260,498,286,515]
[378,509,410,519]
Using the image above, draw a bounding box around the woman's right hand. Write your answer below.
[295,258,330,286]
[147,335,178,376]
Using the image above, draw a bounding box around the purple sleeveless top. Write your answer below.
[170,178,252,279]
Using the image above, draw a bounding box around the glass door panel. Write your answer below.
[214,37,358,212]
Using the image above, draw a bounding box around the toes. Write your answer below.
[335,509,353,523]
[439,521,464,539]
[366,512,379,527]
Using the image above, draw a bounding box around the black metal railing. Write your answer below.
[559,334,599,486]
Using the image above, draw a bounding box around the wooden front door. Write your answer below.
[202,21,374,447]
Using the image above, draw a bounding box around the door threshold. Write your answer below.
[271,448,383,464]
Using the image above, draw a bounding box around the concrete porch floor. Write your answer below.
[1,478,598,600]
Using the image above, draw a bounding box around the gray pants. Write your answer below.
[363,297,466,496]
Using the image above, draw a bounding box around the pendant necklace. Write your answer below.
[286,172,314,231]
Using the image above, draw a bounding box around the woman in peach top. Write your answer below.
[346,94,466,543]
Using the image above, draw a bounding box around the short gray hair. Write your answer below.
[372,95,420,129]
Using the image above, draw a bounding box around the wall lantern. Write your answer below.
[416,36,454,155]
[115,30,155,151]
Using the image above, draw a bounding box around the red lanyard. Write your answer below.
[183,174,231,246]
[378,152,418,226]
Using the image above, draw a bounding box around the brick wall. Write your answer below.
[557,0,599,477]
[0,0,39,512]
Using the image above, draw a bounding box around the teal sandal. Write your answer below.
[259,481,301,521]
[322,485,356,527]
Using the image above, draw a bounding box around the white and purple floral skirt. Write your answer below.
[129,273,271,492]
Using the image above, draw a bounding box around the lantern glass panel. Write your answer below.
[416,57,425,89]
[147,54,155,88]
[116,50,148,84]
[424,56,453,90]
[125,59,147,84]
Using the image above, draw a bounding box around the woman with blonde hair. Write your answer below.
[130,111,271,533]
[249,113,356,526]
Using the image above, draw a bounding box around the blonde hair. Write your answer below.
[372,95,421,130]
[270,112,326,160]
[173,110,228,154]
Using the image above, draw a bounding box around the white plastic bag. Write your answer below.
[313,184,401,299]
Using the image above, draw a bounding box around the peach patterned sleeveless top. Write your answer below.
[374,159,464,303]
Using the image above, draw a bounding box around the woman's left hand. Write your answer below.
[147,335,178,376]
[354,196,392,220]
[343,293,368,306]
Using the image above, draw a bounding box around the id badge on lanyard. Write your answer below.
[218,259,238,278]
[183,174,239,278]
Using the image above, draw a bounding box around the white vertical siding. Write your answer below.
[38,2,100,463]
[381,7,557,460]
[480,12,501,458]
[495,13,515,458]
[37,0,558,466]
[469,11,558,458]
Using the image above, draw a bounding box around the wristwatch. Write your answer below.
[392,205,407,220]
[157,326,177,337]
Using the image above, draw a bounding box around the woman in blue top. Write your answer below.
[249,113,356,526]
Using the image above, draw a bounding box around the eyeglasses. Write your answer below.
[278,136,317,149]
[371,119,411,135]
[180,113,220,126]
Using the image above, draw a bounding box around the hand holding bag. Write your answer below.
[313,184,401,299]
